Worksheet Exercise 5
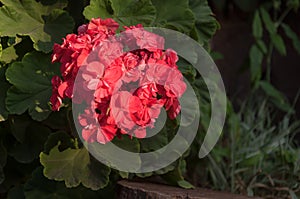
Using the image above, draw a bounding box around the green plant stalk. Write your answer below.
[208,153,228,190]
[266,7,292,82]
[230,127,236,193]
[276,7,292,28]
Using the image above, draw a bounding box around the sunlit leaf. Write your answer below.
[0,66,9,122]
[177,180,194,189]
[152,0,195,33]
[83,0,156,26]
[0,0,74,53]
[40,142,111,190]
[189,0,219,46]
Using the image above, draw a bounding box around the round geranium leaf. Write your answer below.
[9,123,51,163]
[40,142,111,190]
[83,0,156,26]
[0,66,9,122]
[5,52,60,121]
[0,0,74,53]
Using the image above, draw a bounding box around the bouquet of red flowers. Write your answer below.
[50,18,186,144]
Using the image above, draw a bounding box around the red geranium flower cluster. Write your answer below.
[50,18,186,144]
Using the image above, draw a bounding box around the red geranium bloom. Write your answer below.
[50,18,186,144]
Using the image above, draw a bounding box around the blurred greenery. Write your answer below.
[184,0,300,198]
[186,88,300,198]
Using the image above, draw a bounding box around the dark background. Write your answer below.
[209,1,300,117]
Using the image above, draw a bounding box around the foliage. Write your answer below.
[192,92,300,198]
[185,0,300,198]
[0,0,74,53]
[0,0,219,198]
[83,0,219,46]
[250,0,300,87]
[6,52,60,121]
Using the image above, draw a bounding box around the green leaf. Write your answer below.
[110,0,156,26]
[118,171,129,179]
[83,0,156,26]
[9,122,51,163]
[252,11,263,39]
[259,81,292,111]
[259,81,285,102]
[281,23,300,54]
[0,37,22,63]
[140,124,168,152]
[135,162,176,178]
[80,160,111,190]
[256,39,267,54]
[111,135,140,153]
[42,110,68,130]
[249,45,263,85]
[24,167,107,199]
[0,0,74,53]
[289,190,298,199]
[177,59,197,82]
[177,180,194,189]
[7,37,22,47]
[10,115,32,142]
[270,33,286,56]
[25,168,70,198]
[0,42,2,58]
[260,7,276,34]
[180,88,199,127]
[7,185,25,199]
[189,0,219,45]
[6,86,53,121]
[5,52,60,121]
[35,9,75,52]
[161,159,194,189]
[210,51,224,61]
[0,46,18,63]
[40,143,88,188]
[0,140,7,168]
[43,131,75,154]
[88,135,141,173]
[0,66,9,122]
[152,0,195,33]
[0,156,37,194]
[83,0,113,20]
[40,142,111,190]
